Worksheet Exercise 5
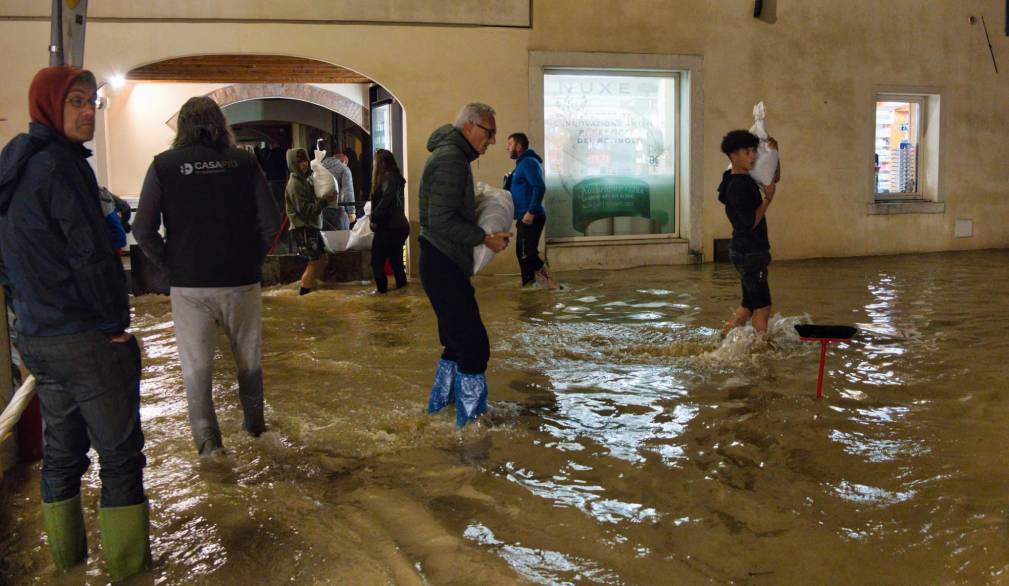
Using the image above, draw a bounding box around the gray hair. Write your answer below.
[453,102,496,129]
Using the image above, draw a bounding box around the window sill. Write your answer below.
[547,233,682,245]
[868,201,945,215]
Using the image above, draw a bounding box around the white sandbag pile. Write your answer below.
[321,230,350,253]
[472,182,514,275]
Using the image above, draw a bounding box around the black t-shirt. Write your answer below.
[718,170,769,253]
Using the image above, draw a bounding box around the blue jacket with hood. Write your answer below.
[505,148,546,220]
[0,123,130,336]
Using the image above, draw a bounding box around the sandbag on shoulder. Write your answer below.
[310,149,339,200]
[748,101,780,186]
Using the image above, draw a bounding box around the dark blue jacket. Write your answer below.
[0,123,130,336]
[505,149,546,220]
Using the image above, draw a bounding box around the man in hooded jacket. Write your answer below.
[504,132,557,288]
[285,147,335,295]
[0,67,149,581]
[419,102,510,427]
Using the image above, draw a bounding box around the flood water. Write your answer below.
[3,249,1009,584]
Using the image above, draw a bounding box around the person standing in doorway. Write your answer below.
[504,132,558,289]
[134,97,281,456]
[419,103,510,426]
[368,149,410,293]
[321,146,356,230]
[285,147,336,295]
[718,130,780,336]
[0,67,149,581]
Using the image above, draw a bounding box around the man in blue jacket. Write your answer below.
[504,132,558,289]
[0,67,149,581]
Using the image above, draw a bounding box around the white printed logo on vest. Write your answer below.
[180,160,238,176]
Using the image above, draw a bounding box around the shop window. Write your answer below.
[873,92,941,202]
[543,71,679,239]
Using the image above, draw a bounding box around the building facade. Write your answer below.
[1,1,1007,274]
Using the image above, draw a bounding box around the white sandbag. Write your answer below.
[321,230,351,253]
[472,182,515,275]
[749,101,770,140]
[310,149,339,200]
[748,101,780,186]
[346,201,374,251]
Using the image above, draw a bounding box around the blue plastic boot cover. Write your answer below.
[454,372,488,427]
[427,359,458,414]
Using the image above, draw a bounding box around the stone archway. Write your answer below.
[166,83,369,132]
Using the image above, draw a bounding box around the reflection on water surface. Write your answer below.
[3,250,1009,584]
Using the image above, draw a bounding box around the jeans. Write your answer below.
[419,237,490,374]
[170,284,265,453]
[515,214,546,286]
[371,227,409,293]
[322,207,349,231]
[18,330,146,507]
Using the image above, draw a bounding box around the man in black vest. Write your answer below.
[134,97,280,455]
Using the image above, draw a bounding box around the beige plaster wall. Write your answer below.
[0,0,532,27]
[2,0,1009,271]
[101,82,224,193]
[532,0,1009,260]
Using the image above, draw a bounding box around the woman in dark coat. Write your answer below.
[368,149,410,293]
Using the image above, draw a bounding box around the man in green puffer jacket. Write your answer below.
[419,102,511,427]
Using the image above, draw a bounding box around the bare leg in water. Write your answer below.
[300,255,328,293]
[721,304,771,337]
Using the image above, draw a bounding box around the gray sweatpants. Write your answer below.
[170,284,265,453]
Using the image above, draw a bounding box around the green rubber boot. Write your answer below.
[40,494,88,570]
[98,501,151,582]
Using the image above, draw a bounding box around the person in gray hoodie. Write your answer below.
[419,102,510,427]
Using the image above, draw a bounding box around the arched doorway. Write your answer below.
[164,84,370,134]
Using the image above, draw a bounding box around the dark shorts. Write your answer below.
[730,249,772,310]
[291,227,324,261]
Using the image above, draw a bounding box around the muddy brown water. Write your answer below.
[3,250,1009,584]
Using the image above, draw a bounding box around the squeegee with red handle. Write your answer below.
[794,325,857,400]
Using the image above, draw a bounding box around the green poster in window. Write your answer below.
[571,177,650,234]
[543,73,677,239]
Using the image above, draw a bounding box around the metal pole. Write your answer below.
[0,291,16,475]
[49,0,63,66]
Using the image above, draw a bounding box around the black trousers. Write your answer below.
[419,237,489,374]
[515,214,546,285]
[18,330,146,507]
[371,227,409,293]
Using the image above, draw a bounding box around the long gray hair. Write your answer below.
[173,96,235,149]
[453,102,496,129]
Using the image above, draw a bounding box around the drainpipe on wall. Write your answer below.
[49,0,63,66]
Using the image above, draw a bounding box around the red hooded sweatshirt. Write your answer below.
[28,66,96,134]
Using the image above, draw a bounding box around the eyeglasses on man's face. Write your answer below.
[475,123,497,139]
[64,95,104,110]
